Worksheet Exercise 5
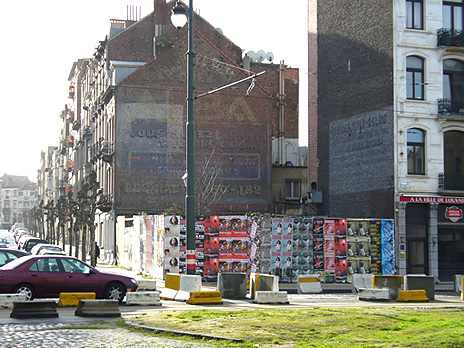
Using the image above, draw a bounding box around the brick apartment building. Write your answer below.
[52,0,300,261]
[308,0,464,281]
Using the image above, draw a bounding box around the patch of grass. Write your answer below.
[129,307,464,347]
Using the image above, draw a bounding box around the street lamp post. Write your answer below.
[172,0,196,275]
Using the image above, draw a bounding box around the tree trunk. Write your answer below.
[69,220,74,256]
[81,225,87,262]
[90,223,96,267]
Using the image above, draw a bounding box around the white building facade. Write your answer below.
[394,0,464,281]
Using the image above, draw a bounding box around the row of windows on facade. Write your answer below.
[407,129,464,177]
[2,191,33,198]
[407,58,463,102]
[3,201,31,209]
[407,0,463,31]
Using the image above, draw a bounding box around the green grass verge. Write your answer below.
[129,307,464,347]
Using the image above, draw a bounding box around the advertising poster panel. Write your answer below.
[381,220,396,275]
[179,219,204,275]
[346,219,371,280]
[334,219,347,282]
[163,215,180,276]
[271,217,293,280]
[218,216,248,274]
[292,218,314,282]
[313,218,325,274]
[323,219,346,282]
[203,216,220,281]
[368,220,382,275]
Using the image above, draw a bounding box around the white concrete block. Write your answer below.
[454,275,463,293]
[358,288,391,301]
[298,281,323,294]
[352,274,374,293]
[0,294,27,309]
[136,279,157,291]
[174,290,191,302]
[159,288,178,300]
[253,291,289,304]
[126,291,161,306]
[179,275,202,293]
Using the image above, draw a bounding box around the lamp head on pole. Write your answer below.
[171,0,187,29]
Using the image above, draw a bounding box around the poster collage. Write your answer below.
[154,215,395,283]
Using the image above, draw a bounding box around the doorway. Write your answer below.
[406,204,429,275]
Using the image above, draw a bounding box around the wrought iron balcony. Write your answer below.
[437,28,464,48]
[439,172,464,191]
[438,98,464,117]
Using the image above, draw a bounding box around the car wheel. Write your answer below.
[14,284,35,301]
[104,282,126,303]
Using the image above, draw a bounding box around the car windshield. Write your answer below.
[0,238,7,243]
[0,256,30,270]
[43,246,63,252]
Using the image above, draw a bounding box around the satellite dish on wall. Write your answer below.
[265,52,274,62]
[256,50,266,63]
[246,51,257,62]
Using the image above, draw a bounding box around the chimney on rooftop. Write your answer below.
[153,0,169,59]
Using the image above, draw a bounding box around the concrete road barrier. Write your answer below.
[455,275,464,293]
[126,291,162,306]
[165,273,181,291]
[404,275,435,300]
[74,300,120,317]
[358,288,390,301]
[351,274,373,294]
[0,294,27,309]
[396,290,429,302]
[298,275,322,294]
[57,292,96,307]
[186,291,223,305]
[250,273,279,299]
[136,279,157,291]
[373,275,403,299]
[253,291,289,304]
[217,272,247,299]
[10,300,59,319]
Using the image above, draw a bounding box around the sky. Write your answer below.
[0,0,308,181]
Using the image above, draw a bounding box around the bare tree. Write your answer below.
[195,148,229,216]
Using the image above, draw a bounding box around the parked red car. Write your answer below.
[0,255,138,302]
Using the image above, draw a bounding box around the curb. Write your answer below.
[124,319,244,343]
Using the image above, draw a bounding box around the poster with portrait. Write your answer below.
[203,216,220,281]
[218,216,249,276]
[164,215,181,276]
[271,217,293,281]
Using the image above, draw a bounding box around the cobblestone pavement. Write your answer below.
[0,322,215,348]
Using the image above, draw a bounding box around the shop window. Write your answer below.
[407,128,425,175]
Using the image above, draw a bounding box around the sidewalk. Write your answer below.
[96,262,456,294]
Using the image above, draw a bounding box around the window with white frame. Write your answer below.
[406,56,425,100]
[407,0,423,29]
[285,180,301,200]
[407,128,426,175]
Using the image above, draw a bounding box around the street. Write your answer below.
[0,263,461,348]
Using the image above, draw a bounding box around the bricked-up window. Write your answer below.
[407,0,423,29]
[406,56,425,100]
[443,0,463,30]
[407,128,425,175]
[285,180,301,200]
